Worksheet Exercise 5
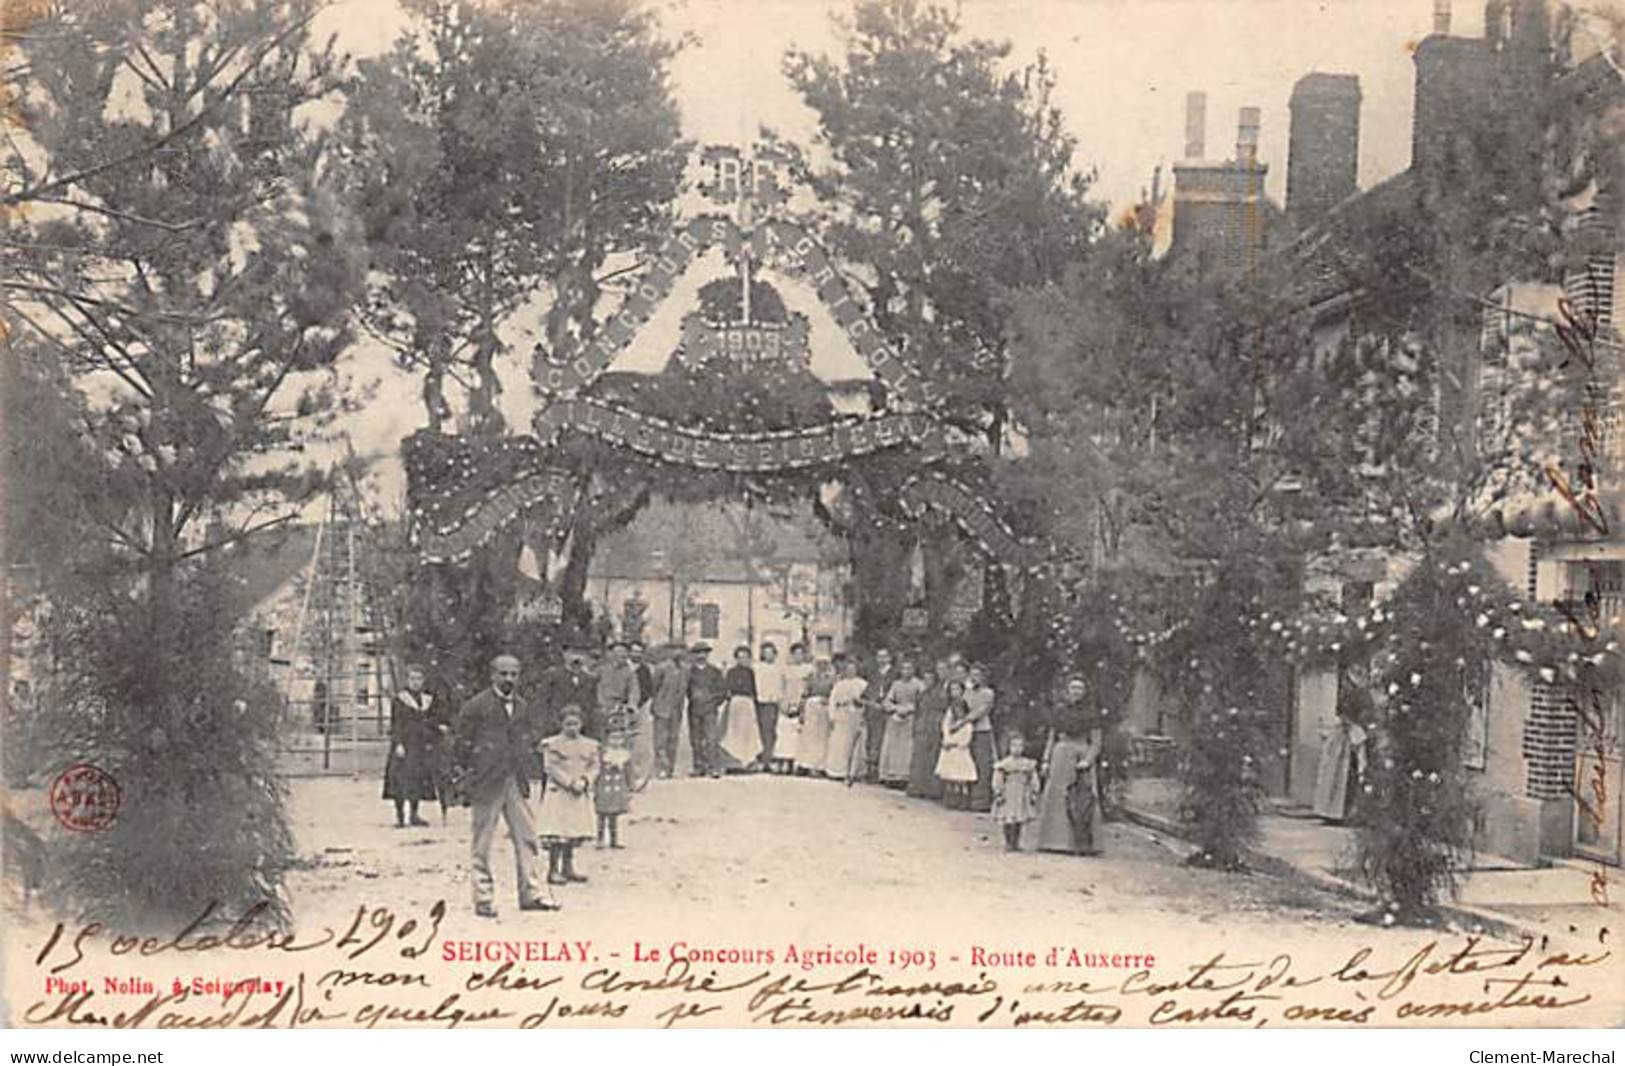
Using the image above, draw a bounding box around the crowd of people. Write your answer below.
[380,639,1110,918]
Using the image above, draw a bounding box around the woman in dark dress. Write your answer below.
[383,665,441,827]
[1027,676,1105,855]
[906,661,946,799]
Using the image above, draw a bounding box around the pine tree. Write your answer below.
[348,0,687,656]
[338,0,549,435]
[786,0,1101,663]
[2,0,361,926]
[786,0,1099,441]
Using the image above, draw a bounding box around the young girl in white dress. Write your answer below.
[775,643,812,774]
[935,680,978,809]
[539,707,599,886]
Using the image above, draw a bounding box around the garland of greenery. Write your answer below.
[404,423,1019,558]
[409,316,1055,710]
[1149,550,1303,869]
[1284,543,1621,922]
[407,340,1043,571]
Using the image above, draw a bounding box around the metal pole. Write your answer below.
[738,166,754,327]
[348,515,360,777]
[322,489,335,771]
[287,508,328,728]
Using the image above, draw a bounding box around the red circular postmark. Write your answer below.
[49,763,121,833]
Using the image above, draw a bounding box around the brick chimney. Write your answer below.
[1433,0,1451,35]
[1287,72,1362,227]
[1412,0,1549,174]
[1184,91,1207,160]
[1171,102,1269,277]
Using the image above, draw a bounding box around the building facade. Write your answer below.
[1280,2,1625,865]
[585,496,853,657]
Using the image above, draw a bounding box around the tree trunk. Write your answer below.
[921,521,964,637]
[850,523,911,646]
[422,348,447,434]
[469,245,502,437]
[558,520,597,638]
[141,485,181,735]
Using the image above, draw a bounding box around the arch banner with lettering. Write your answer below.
[752,218,937,405]
[413,467,578,565]
[534,397,950,471]
[899,474,1039,571]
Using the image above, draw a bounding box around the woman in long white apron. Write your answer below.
[823,656,867,780]
[719,646,762,771]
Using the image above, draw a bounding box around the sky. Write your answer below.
[664,0,1441,208]
[323,0,1452,209]
[308,0,1468,503]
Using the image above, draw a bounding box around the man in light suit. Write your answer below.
[455,654,557,918]
[649,645,689,778]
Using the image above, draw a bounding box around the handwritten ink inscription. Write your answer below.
[13,901,1619,1029]
[1547,295,1615,906]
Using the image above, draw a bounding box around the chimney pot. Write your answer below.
[1237,106,1261,165]
[1433,0,1451,34]
[1184,91,1207,160]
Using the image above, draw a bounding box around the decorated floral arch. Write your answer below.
[403,142,1043,649]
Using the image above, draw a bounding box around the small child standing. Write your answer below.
[594,699,634,848]
[595,744,631,848]
[539,706,599,885]
[991,732,1041,852]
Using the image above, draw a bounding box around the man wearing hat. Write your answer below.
[539,644,597,740]
[627,640,658,786]
[648,644,689,778]
[595,638,641,741]
[685,642,726,778]
[629,641,655,715]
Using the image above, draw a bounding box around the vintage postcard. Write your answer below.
[3,0,1624,1036]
